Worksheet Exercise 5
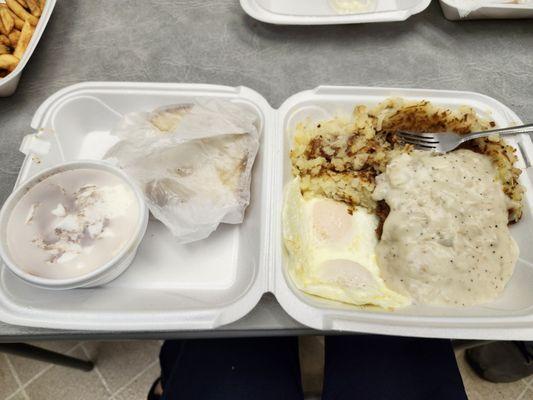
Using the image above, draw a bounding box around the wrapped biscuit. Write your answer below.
[105,99,260,244]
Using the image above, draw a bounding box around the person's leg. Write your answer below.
[157,337,304,400]
[322,335,467,400]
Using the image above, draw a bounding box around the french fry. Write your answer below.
[0,8,15,33]
[26,0,41,17]
[6,0,39,26]
[13,20,32,59]
[0,44,10,55]
[2,6,25,30]
[0,0,41,81]
[8,29,20,47]
[0,17,8,36]
[0,54,19,71]
[0,34,10,46]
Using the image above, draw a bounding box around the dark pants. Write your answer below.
[159,335,467,400]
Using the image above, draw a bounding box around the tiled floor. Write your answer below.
[0,339,532,400]
[455,350,533,400]
[0,341,160,400]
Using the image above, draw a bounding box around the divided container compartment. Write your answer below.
[2,82,533,339]
[0,0,56,96]
[438,0,533,20]
[273,86,533,340]
[239,0,431,24]
[0,82,273,330]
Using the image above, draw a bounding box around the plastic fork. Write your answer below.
[397,123,533,153]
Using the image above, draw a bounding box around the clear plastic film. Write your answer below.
[105,99,260,244]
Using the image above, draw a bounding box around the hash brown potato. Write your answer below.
[290,98,523,226]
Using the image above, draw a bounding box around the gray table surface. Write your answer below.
[0,0,532,341]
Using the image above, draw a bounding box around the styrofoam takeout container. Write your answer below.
[240,0,431,24]
[0,0,56,97]
[0,160,149,290]
[1,82,533,340]
[439,0,533,20]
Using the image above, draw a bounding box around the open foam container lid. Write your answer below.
[1,82,533,339]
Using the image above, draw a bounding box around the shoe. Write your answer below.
[147,377,162,400]
[466,341,533,383]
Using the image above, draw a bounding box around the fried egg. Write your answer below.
[283,177,410,309]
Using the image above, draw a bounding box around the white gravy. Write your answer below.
[373,149,519,306]
[7,168,140,279]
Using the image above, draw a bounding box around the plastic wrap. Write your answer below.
[105,99,260,243]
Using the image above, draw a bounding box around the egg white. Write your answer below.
[283,177,410,309]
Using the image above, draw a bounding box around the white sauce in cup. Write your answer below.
[6,168,140,279]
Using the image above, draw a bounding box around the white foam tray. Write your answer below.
[439,0,533,19]
[0,0,56,97]
[240,0,431,24]
[2,82,533,340]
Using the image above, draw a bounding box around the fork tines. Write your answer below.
[397,131,437,149]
